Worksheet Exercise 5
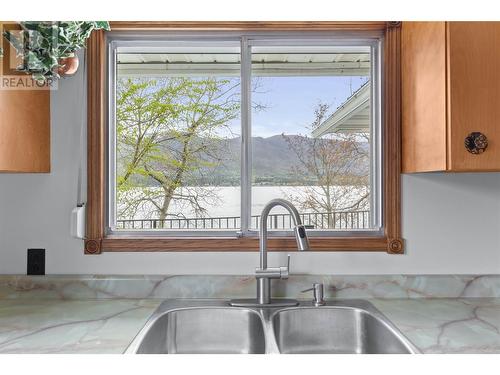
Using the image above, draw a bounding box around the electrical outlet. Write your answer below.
[27,249,45,275]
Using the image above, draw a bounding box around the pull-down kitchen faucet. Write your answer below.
[230,199,310,307]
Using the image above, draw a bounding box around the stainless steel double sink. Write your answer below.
[125,299,418,354]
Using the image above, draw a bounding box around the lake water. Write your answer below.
[117,185,368,220]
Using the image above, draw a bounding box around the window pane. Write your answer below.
[250,45,373,231]
[114,44,241,230]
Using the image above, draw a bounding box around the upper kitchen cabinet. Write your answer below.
[0,22,51,173]
[402,22,500,173]
[0,89,50,173]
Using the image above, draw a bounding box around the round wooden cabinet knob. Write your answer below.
[465,132,488,154]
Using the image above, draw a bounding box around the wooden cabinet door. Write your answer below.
[0,21,51,173]
[0,89,50,172]
[402,21,448,173]
[448,22,500,171]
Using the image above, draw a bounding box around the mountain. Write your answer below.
[205,135,305,185]
[118,134,368,186]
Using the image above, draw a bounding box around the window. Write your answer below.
[111,41,242,232]
[85,22,402,254]
[248,45,378,233]
[109,38,380,235]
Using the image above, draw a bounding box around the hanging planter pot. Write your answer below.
[57,53,79,76]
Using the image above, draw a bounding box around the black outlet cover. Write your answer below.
[27,249,45,275]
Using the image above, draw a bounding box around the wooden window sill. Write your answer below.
[84,235,402,254]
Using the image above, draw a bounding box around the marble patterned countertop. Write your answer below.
[1,275,500,354]
[371,298,500,354]
[0,297,499,353]
[0,299,161,353]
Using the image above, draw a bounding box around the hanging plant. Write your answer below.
[2,21,110,82]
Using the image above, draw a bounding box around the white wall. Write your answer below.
[1,64,500,275]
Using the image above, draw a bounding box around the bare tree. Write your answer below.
[283,103,370,228]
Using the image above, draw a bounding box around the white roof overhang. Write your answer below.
[311,83,370,137]
[116,51,371,77]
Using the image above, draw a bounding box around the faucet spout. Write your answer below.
[294,224,310,251]
[259,199,310,268]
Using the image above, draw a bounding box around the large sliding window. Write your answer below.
[108,33,382,237]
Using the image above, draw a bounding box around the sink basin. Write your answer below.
[126,299,418,354]
[131,305,266,354]
[272,305,415,354]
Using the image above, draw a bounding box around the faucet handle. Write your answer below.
[279,254,291,280]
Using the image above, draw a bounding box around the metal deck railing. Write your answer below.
[116,210,370,230]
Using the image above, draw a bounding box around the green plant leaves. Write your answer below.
[1,21,110,82]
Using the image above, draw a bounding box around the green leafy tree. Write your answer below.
[116,76,240,223]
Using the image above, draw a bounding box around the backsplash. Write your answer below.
[1,274,500,300]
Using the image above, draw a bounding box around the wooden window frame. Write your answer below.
[84,21,403,254]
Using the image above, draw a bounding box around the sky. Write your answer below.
[249,76,369,138]
[220,75,369,138]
